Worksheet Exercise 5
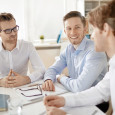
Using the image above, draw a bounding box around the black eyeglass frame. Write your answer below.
[17,84,43,97]
[0,25,19,34]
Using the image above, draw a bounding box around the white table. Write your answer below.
[0,84,105,115]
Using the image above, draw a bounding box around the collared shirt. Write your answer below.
[64,70,110,107]
[110,55,115,115]
[0,40,45,82]
[64,55,115,114]
[44,37,108,92]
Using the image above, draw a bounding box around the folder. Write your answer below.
[0,94,10,111]
[57,30,62,43]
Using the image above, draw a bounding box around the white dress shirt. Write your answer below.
[110,55,115,115]
[64,55,115,110]
[0,40,45,82]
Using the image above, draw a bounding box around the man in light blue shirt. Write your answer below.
[42,11,108,92]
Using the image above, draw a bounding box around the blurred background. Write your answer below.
[0,0,110,69]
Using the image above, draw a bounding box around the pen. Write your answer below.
[92,110,98,115]
[28,84,38,87]
[28,83,42,87]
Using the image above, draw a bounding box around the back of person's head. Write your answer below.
[88,0,115,35]
[63,11,86,27]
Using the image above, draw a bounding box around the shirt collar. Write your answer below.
[73,44,80,50]
[76,36,87,51]
[0,40,4,51]
[16,40,19,50]
[0,40,19,52]
[109,54,115,66]
[71,36,87,52]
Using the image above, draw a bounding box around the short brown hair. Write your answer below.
[0,13,15,29]
[0,13,15,22]
[63,11,86,27]
[88,0,115,35]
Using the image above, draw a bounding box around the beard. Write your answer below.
[7,35,17,44]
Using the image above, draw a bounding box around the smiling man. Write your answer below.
[42,11,108,92]
[0,13,45,88]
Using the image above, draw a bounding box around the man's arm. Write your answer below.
[64,73,110,107]
[42,50,67,91]
[44,50,67,82]
[28,43,46,82]
[59,51,108,92]
[44,74,110,108]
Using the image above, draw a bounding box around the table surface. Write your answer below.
[0,81,105,115]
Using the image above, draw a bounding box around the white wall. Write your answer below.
[0,0,26,40]
[0,0,85,41]
[65,0,85,16]
[24,0,65,41]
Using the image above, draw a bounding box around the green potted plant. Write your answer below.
[40,35,44,43]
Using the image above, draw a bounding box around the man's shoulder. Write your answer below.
[85,38,94,45]
[85,38,94,50]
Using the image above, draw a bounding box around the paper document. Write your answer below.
[15,80,68,105]
[16,85,43,101]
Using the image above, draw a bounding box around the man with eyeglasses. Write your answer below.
[0,13,45,87]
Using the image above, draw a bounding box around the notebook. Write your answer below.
[0,94,10,111]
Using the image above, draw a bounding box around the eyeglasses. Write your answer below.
[0,25,19,34]
[17,84,42,97]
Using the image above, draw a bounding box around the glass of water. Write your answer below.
[7,97,23,115]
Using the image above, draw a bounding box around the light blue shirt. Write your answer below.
[44,37,108,92]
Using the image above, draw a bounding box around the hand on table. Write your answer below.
[0,70,31,87]
[42,80,55,91]
[7,70,31,87]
